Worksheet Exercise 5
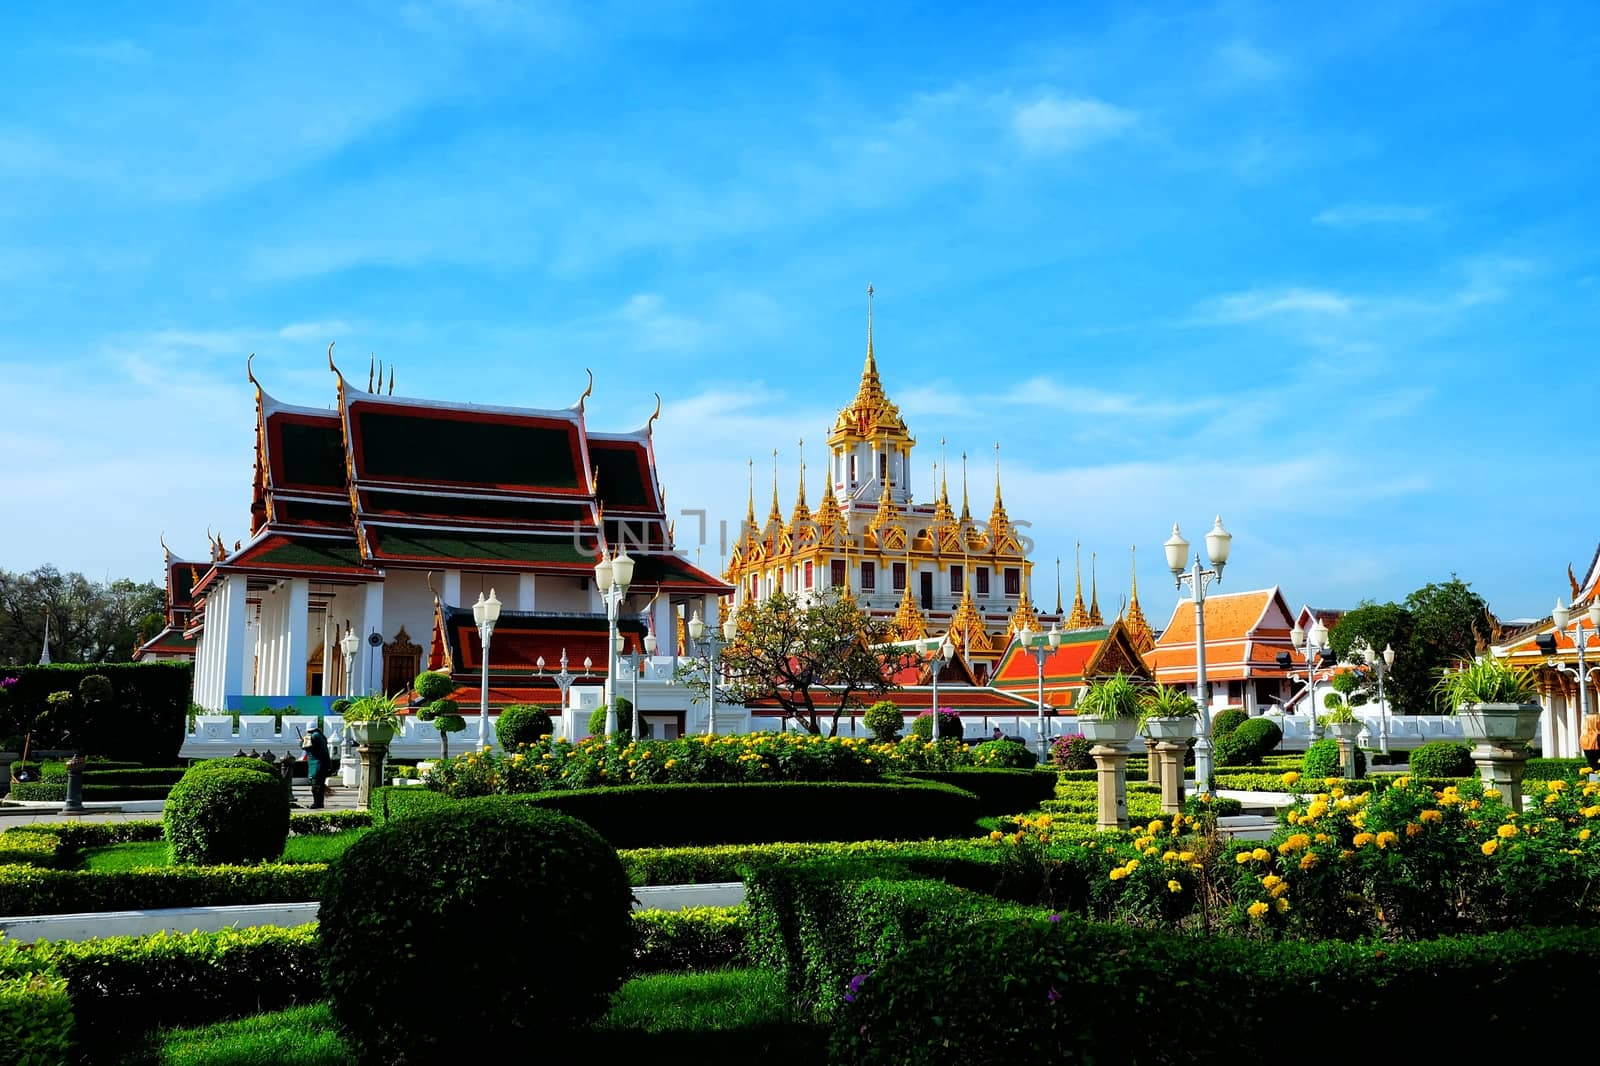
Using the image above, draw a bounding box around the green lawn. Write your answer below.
[80,829,370,871]
[115,969,826,1065]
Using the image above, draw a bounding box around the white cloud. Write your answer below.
[1194,287,1355,324]
[1315,203,1437,226]
[1217,41,1285,83]
[1012,94,1138,155]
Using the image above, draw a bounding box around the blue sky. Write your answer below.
[2,1,1597,625]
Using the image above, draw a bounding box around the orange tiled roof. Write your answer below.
[1156,588,1282,645]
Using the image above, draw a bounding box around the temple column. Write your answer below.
[518,573,537,613]
[1541,691,1557,760]
[284,578,311,697]
[653,594,673,658]
[220,574,248,709]
[443,570,462,608]
[360,582,385,696]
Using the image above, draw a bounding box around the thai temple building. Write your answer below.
[132,541,199,663]
[1145,587,1303,714]
[1494,542,1600,759]
[723,289,1074,681]
[175,348,730,739]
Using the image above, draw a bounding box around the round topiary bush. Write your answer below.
[972,739,1037,769]
[1407,740,1473,778]
[911,711,964,742]
[863,700,905,742]
[497,704,556,749]
[78,674,114,706]
[320,799,634,1061]
[589,697,633,738]
[1050,733,1094,771]
[1215,717,1282,765]
[163,767,290,865]
[412,670,454,703]
[1212,707,1249,740]
[187,756,281,778]
[1302,737,1365,780]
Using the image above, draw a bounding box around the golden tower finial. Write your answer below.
[1125,544,1156,652]
[1066,540,1091,629]
[865,282,876,375]
[939,437,949,502]
[960,451,971,522]
[1089,550,1103,626]
[993,441,1003,507]
[1055,557,1063,616]
[745,458,756,528]
[791,438,812,530]
[768,448,781,525]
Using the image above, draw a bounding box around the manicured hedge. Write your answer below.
[7,782,175,802]
[38,759,148,781]
[0,863,327,916]
[629,905,749,974]
[892,768,1057,815]
[831,918,1600,1062]
[1525,757,1592,780]
[0,973,75,1066]
[372,781,985,848]
[618,839,1005,887]
[0,663,192,766]
[0,832,67,868]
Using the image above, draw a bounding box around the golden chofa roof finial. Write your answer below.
[575,368,594,414]
[326,342,342,378]
[645,393,662,435]
[865,282,876,374]
[246,352,260,393]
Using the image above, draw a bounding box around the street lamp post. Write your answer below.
[1355,640,1397,755]
[1290,618,1332,742]
[925,632,956,742]
[471,589,502,752]
[1547,599,1600,758]
[1018,623,1063,763]
[635,631,658,741]
[594,548,636,741]
[536,649,579,740]
[688,609,737,734]
[340,626,359,698]
[1164,517,1232,792]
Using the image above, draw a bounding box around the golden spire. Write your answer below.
[790,438,812,530]
[959,451,971,523]
[1066,541,1091,629]
[950,578,991,654]
[768,449,782,526]
[892,580,927,641]
[931,445,956,529]
[838,535,856,604]
[1088,551,1104,626]
[830,283,910,447]
[866,282,875,375]
[939,437,950,504]
[1125,544,1155,652]
[988,441,1012,547]
[1006,567,1040,643]
[745,458,756,527]
[1055,557,1063,615]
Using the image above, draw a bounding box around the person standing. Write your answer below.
[303,723,332,809]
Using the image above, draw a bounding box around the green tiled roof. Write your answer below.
[277,421,347,489]
[355,412,580,489]
[253,538,366,569]
[372,531,591,565]
[361,490,589,524]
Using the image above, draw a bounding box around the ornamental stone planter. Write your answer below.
[1078,718,1139,832]
[1328,721,1364,779]
[1144,718,1195,813]
[1077,718,1141,747]
[347,722,396,748]
[1143,716,1197,742]
[1459,702,1541,812]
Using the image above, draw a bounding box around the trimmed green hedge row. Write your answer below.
[832,917,1600,1062]
[372,781,984,848]
[7,781,176,802]
[1525,757,1592,780]
[618,839,1006,887]
[0,810,368,853]
[892,768,1057,815]
[37,760,150,781]
[0,972,74,1066]
[629,905,749,974]
[0,864,328,916]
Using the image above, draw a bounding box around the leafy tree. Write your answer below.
[1330,577,1492,715]
[588,696,633,739]
[0,566,163,665]
[684,591,917,737]
[1406,576,1490,666]
[413,670,465,758]
[863,700,905,742]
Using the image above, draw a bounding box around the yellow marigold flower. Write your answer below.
[1125,859,1140,871]
[1483,788,1501,800]
[1395,775,1410,788]
[1167,879,1183,894]
[1247,900,1270,919]
[1261,874,1283,888]
[1236,851,1253,865]
[1481,839,1498,856]
[1299,852,1319,870]
[1109,868,1129,881]
[1351,811,1368,828]
[1307,802,1329,820]
[1178,851,1195,863]
[1419,809,1442,823]
[1251,847,1270,862]
[1580,829,1592,842]
[1353,832,1375,847]
[1544,794,1560,806]
[1148,820,1165,834]
[1275,896,1290,914]
[1340,849,1354,861]
[990,830,1004,841]
[1330,787,1345,799]
[1144,847,1159,858]
[1548,779,1567,792]
[1278,834,1311,855]
[1375,831,1398,849]
[1287,811,1301,825]
[1269,881,1289,899]
[1581,806,1600,819]
[1314,833,1329,845]
[1281,771,1301,786]
[1324,777,1340,788]
[1497,823,1518,839]
[1405,823,1422,838]
[1162,850,1179,862]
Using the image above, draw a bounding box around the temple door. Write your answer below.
[383,627,422,697]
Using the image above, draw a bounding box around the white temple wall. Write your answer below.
[379,570,434,653]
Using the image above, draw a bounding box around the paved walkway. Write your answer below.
[0,779,365,825]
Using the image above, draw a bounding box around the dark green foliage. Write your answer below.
[970,739,1036,769]
[631,906,750,974]
[830,918,1599,1063]
[1213,717,1281,765]
[372,781,984,848]
[590,696,634,738]
[1211,707,1249,739]
[0,974,75,1065]
[329,698,352,716]
[0,663,192,765]
[615,840,1003,887]
[910,711,963,741]
[163,768,290,866]
[496,703,555,749]
[1302,737,1366,779]
[411,670,453,702]
[1525,757,1590,780]
[894,769,1055,815]
[1408,740,1474,778]
[0,863,326,916]
[862,701,904,742]
[320,801,634,1061]
[77,673,113,706]
[187,756,281,777]
[8,782,175,802]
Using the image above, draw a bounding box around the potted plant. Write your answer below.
[1438,657,1541,742]
[1139,683,1199,741]
[343,693,403,748]
[1322,693,1364,741]
[1074,671,1144,746]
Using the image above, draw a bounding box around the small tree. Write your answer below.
[863,700,905,742]
[413,670,465,758]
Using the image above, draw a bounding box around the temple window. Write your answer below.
[950,568,964,595]
[849,455,857,483]
[976,567,990,596]
[861,562,876,591]
[803,561,813,589]
[1004,568,1021,596]
[831,560,846,587]
[878,453,887,482]
[892,562,906,591]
